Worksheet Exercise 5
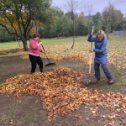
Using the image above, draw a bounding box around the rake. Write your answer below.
[83,26,95,84]
[41,44,56,67]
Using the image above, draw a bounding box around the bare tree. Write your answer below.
[86,3,93,16]
[67,0,78,49]
[85,3,94,31]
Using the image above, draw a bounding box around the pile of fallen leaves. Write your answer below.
[0,68,126,120]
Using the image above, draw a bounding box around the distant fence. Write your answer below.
[112,31,126,36]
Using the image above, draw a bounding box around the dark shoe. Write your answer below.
[95,79,100,84]
[40,69,43,72]
[108,80,114,85]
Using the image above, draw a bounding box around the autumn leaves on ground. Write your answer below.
[0,36,126,126]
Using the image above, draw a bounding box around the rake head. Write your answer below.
[81,74,96,85]
[45,63,56,67]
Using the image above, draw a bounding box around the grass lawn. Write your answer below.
[0,34,125,48]
[0,36,87,49]
[0,35,126,126]
[0,35,126,92]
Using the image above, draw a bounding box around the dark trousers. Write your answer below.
[29,54,43,74]
[94,62,113,81]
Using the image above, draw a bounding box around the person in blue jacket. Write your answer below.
[88,30,114,84]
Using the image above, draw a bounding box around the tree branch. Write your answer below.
[3,12,19,37]
[27,22,33,35]
[18,0,25,30]
[14,3,23,38]
[0,23,18,37]
[25,6,32,33]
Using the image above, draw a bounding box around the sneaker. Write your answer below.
[108,80,114,85]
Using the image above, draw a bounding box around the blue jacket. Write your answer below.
[88,35,107,64]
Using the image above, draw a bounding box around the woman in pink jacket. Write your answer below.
[28,34,44,73]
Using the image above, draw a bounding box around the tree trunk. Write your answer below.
[35,20,38,34]
[71,19,75,49]
[106,32,109,40]
[22,39,28,51]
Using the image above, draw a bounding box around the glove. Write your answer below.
[89,48,94,53]
[38,42,42,46]
[88,32,92,36]
[88,32,93,36]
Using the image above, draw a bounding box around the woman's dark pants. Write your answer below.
[29,54,43,74]
[94,62,113,81]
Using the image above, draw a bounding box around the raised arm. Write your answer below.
[87,34,96,42]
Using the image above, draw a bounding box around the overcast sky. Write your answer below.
[52,0,126,15]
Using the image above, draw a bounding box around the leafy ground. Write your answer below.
[0,35,126,126]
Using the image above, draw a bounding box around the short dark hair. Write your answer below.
[30,34,40,39]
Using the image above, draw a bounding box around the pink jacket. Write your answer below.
[28,38,43,56]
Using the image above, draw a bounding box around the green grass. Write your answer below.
[42,36,87,43]
[0,41,22,50]
[0,36,87,49]
[0,34,126,49]
[0,41,20,47]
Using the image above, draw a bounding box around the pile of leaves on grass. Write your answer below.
[0,68,126,120]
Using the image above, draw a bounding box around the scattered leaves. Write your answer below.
[0,67,126,121]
